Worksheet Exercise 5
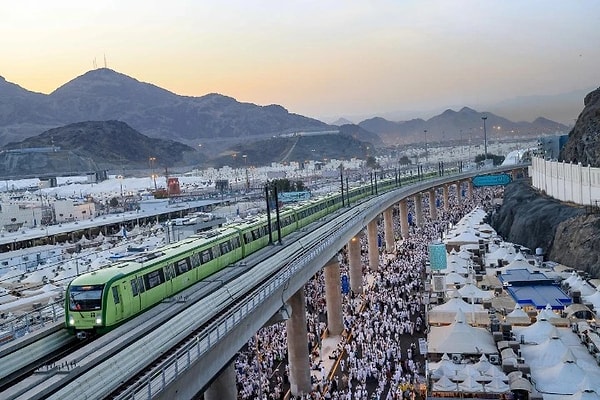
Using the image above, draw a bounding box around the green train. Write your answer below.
[65,171,438,338]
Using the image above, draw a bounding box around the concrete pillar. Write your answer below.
[366,220,379,272]
[383,207,394,253]
[324,257,344,335]
[456,181,462,206]
[399,199,409,239]
[467,180,473,199]
[286,288,311,396]
[429,190,437,220]
[442,184,450,211]
[347,236,363,294]
[205,362,237,400]
[414,193,423,228]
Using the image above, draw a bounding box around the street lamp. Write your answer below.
[149,157,157,191]
[424,129,428,164]
[481,115,488,161]
[242,154,249,190]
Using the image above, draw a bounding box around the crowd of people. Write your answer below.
[231,185,502,400]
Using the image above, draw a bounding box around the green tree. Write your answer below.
[365,156,381,170]
[474,153,505,166]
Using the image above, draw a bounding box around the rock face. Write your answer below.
[551,214,600,277]
[559,86,600,167]
[491,180,600,277]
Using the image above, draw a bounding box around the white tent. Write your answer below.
[428,309,497,354]
[531,353,586,395]
[521,336,570,368]
[458,282,495,301]
[428,295,489,325]
[584,287,600,311]
[537,304,560,321]
[505,304,531,325]
[442,272,467,286]
[432,375,458,392]
[486,376,510,393]
[445,230,482,247]
[513,318,560,344]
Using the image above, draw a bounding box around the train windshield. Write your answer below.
[69,284,104,311]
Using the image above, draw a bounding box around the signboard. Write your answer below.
[472,173,512,187]
[341,275,350,294]
[278,191,311,203]
[428,242,447,271]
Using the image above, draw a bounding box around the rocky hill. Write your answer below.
[359,107,569,146]
[1,121,199,175]
[490,180,600,277]
[0,68,334,149]
[559,86,600,167]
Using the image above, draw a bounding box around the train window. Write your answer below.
[69,284,104,311]
[232,237,241,249]
[190,253,201,268]
[201,249,212,263]
[112,287,120,304]
[220,241,230,254]
[175,258,190,275]
[211,244,221,258]
[131,278,139,296]
[243,232,253,244]
[137,277,145,293]
[164,264,175,280]
[251,229,260,240]
[143,269,165,289]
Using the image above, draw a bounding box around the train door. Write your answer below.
[111,284,124,322]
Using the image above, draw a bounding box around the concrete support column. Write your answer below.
[414,193,423,228]
[467,180,473,199]
[205,362,237,400]
[383,207,394,253]
[324,257,344,335]
[429,190,437,220]
[286,288,311,396]
[456,182,462,206]
[366,220,379,272]
[442,185,450,211]
[399,199,409,239]
[347,236,363,294]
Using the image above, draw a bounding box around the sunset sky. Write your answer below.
[1,0,598,123]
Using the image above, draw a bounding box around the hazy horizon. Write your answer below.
[1,1,598,125]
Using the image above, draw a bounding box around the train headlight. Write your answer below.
[69,316,75,326]
[95,317,102,325]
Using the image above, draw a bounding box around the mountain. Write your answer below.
[559,86,600,167]
[1,121,199,175]
[358,107,569,146]
[0,68,333,150]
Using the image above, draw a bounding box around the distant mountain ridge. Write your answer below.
[0,68,571,153]
[359,106,569,145]
[0,68,333,149]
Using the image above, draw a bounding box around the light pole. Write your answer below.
[149,157,157,191]
[424,129,428,164]
[481,115,488,161]
[242,154,249,190]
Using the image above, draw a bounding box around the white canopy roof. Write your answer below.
[506,304,531,325]
[530,353,586,395]
[429,296,489,325]
[458,283,495,301]
[513,319,560,344]
[428,309,497,354]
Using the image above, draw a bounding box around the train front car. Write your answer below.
[65,272,111,339]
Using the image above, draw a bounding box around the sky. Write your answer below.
[1,0,599,123]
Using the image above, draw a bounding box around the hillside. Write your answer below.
[0,68,334,149]
[359,107,569,146]
[1,121,199,174]
[559,86,600,167]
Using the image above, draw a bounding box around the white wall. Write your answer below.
[529,157,600,206]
